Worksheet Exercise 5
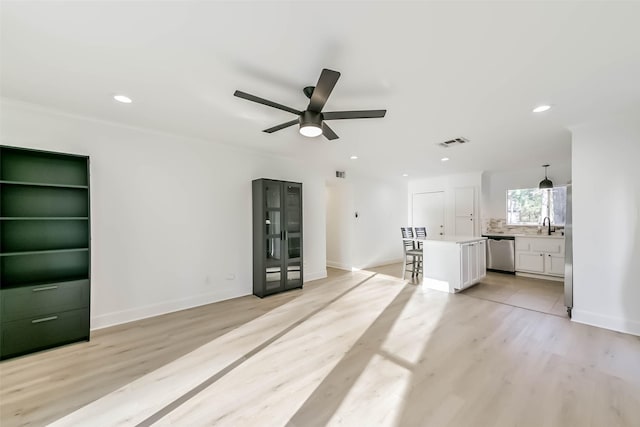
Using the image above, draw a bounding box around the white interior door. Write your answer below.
[454,187,475,236]
[455,217,474,236]
[412,191,445,237]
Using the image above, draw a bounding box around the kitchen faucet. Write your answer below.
[542,216,552,235]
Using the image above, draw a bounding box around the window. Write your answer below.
[507,186,566,226]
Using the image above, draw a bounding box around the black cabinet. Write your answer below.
[252,179,302,297]
[0,146,90,360]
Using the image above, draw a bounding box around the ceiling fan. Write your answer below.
[234,68,386,140]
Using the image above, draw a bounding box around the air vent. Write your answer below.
[438,137,469,148]
[336,171,346,179]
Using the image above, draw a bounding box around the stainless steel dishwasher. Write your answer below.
[482,234,515,273]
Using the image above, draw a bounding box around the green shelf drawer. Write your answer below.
[0,251,89,287]
[0,308,89,359]
[1,279,90,322]
[0,219,89,253]
[0,184,89,218]
[0,147,88,186]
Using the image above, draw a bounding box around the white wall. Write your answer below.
[571,109,640,336]
[325,180,353,270]
[325,175,407,271]
[481,164,572,220]
[0,99,327,329]
[408,172,482,236]
[351,175,407,269]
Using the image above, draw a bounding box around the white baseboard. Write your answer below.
[353,258,404,271]
[326,261,353,271]
[304,269,328,282]
[91,270,328,331]
[515,272,564,282]
[572,308,640,337]
[327,258,404,272]
[90,287,248,331]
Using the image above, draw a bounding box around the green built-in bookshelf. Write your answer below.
[0,146,90,360]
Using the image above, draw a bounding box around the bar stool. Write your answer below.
[401,227,423,279]
[413,226,427,248]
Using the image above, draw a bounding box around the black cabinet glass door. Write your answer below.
[284,183,302,289]
[252,179,303,297]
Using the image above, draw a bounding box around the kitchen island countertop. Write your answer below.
[415,236,487,244]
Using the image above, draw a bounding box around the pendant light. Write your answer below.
[539,164,553,189]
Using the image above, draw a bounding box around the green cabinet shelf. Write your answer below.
[0,146,90,360]
[0,180,88,189]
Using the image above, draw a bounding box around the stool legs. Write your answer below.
[402,252,408,280]
[403,253,423,280]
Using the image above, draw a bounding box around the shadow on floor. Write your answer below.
[0,275,327,427]
[368,262,566,317]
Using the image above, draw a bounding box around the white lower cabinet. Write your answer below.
[516,252,545,273]
[421,237,487,293]
[459,240,486,290]
[546,253,565,275]
[515,236,565,278]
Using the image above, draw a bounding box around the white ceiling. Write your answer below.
[2,1,639,180]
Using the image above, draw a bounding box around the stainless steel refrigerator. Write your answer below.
[564,183,573,317]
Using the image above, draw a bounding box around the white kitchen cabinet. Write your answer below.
[515,236,565,279]
[461,243,471,287]
[547,253,565,275]
[516,252,545,273]
[420,236,487,293]
[460,240,486,290]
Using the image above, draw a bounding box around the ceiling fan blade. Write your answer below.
[323,110,387,120]
[322,122,339,140]
[307,69,341,113]
[263,119,299,133]
[234,90,301,115]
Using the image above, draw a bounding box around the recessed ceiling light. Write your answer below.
[114,94,132,104]
[350,155,358,160]
[441,157,450,162]
[402,173,409,177]
[532,105,551,113]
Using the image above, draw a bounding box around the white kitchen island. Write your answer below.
[417,236,487,293]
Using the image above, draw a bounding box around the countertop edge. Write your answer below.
[420,236,488,244]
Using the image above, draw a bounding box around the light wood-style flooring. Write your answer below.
[369,263,566,317]
[463,271,566,316]
[1,267,639,426]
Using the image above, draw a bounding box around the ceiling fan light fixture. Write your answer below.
[299,110,323,138]
[299,124,322,137]
[234,68,386,141]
